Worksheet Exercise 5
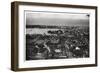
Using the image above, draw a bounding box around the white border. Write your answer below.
[19,5,96,68]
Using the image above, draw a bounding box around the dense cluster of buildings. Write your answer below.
[26,26,89,60]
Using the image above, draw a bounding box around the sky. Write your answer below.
[26,11,89,27]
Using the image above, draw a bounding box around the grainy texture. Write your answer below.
[11,1,97,71]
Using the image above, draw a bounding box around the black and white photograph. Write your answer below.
[26,11,90,60]
[11,2,97,71]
